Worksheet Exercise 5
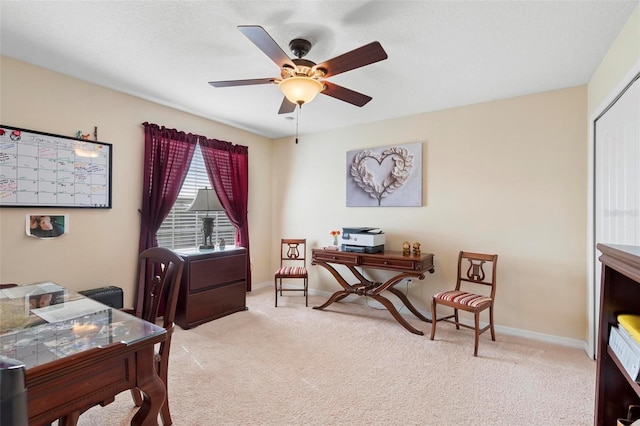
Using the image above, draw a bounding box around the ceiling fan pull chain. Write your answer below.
[295,106,300,144]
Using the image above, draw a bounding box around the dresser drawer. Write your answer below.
[360,256,417,271]
[313,250,360,265]
[186,280,246,325]
[190,253,246,292]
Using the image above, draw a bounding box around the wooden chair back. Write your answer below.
[132,246,184,425]
[280,238,307,269]
[456,251,498,298]
[57,248,184,425]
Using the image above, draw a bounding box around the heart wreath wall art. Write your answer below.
[346,142,422,207]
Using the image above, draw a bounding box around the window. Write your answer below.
[157,145,236,249]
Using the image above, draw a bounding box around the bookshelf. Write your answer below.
[595,244,640,425]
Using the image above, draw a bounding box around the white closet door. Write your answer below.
[594,74,640,341]
[596,76,640,246]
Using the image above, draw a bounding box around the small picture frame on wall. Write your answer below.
[26,214,69,239]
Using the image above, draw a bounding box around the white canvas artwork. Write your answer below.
[346,142,422,207]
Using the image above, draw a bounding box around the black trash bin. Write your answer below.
[0,356,28,426]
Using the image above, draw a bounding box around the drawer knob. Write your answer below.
[384,261,389,265]
[332,256,337,260]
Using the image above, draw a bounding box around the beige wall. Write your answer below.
[273,86,588,341]
[588,4,640,115]
[0,56,273,306]
[2,2,638,342]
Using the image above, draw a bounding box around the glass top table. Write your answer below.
[0,282,167,425]
[0,282,164,368]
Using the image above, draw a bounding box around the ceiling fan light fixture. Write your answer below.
[278,76,324,105]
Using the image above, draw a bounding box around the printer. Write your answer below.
[340,227,385,253]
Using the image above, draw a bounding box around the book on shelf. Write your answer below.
[619,314,640,345]
[610,325,640,381]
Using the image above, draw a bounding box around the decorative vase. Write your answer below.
[332,236,339,246]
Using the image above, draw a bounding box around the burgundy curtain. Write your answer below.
[199,138,252,291]
[139,122,198,253]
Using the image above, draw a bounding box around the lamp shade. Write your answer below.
[187,188,223,212]
[278,77,324,105]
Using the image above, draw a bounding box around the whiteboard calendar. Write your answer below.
[0,125,112,208]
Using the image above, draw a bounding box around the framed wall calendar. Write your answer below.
[0,125,112,208]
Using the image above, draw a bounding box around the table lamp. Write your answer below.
[187,188,223,250]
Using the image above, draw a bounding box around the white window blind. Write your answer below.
[157,145,236,249]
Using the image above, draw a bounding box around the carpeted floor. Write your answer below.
[77,284,595,425]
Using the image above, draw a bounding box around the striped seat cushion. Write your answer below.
[434,290,492,308]
[275,266,307,276]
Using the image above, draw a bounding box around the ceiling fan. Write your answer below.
[208,25,388,114]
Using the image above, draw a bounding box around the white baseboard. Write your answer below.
[255,281,587,351]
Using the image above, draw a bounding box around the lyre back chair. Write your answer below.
[430,251,498,356]
[274,239,308,307]
[129,247,185,425]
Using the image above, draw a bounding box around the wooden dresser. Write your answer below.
[173,247,247,329]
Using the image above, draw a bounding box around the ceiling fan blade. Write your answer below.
[315,41,388,78]
[278,97,297,114]
[321,81,372,107]
[238,25,296,69]
[208,78,276,87]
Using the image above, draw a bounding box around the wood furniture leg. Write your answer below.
[387,286,431,323]
[312,262,359,310]
[58,411,79,426]
[312,260,430,334]
[131,345,166,426]
[369,293,424,335]
[313,290,351,310]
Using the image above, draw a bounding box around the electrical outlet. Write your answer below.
[406,278,412,285]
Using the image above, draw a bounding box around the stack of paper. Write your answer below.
[619,314,640,344]
[610,314,640,381]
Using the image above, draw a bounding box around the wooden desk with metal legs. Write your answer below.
[311,249,435,335]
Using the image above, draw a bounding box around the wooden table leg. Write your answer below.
[387,286,431,323]
[131,346,165,426]
[313,290,350,310]
[58,411,80,426]
[370,294,425,335]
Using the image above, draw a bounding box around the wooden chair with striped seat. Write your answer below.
[274,239,308,307]
[430,251,498,356]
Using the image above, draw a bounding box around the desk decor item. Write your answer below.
[346,142,422,207]
[0,125,112,208]
[412,242,421,255]
[188,188,224,250]
[402,241,411,255]
[330,230,341,246]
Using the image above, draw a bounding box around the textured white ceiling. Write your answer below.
[1,1,638,139]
